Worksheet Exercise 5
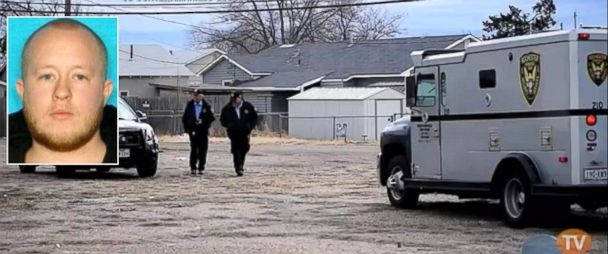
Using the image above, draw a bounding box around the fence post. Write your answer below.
[279,114,283,139]
[332,117,336,140]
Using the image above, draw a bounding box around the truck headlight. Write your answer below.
[142,128,155,143]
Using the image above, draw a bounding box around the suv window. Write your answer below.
[118,98,138,121]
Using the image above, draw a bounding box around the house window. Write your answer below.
[479,69,496,89]
[222,80,233,86]
[120,90,130,97]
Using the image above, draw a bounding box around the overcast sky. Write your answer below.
[111,0,608,51]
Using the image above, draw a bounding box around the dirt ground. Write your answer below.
[0,138,606,254]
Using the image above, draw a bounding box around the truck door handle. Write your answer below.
[432,128,439,137]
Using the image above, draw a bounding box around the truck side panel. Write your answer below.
[439,42,573,184]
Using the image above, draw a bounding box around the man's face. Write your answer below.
[234,95,242,105]
[16,27,112,151]
[195,93,203,102]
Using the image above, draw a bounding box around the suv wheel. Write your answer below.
[386,155,419,209]
[96,167,111,174]
[136,156,157,178]
[56,166,76,178]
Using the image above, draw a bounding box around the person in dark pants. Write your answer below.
[220,92,258,176]
[182,90,215,175]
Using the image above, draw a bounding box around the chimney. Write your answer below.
[129,44,133,61]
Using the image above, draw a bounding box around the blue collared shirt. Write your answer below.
[194,102,202,121]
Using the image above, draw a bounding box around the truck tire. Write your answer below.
[136,157,157,178]
[386,155,419,209]
[19,166,36,173]
[56,166,76,178]
[500,171,535,228]
[577,200,604,212]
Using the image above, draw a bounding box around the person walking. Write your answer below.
[182,90,215,175]
[220,92,258,176]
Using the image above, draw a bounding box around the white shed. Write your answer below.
[287,87,405,141]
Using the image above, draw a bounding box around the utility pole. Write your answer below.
[65,0,71,16]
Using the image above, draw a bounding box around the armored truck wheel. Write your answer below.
[501,172,535,228]
[386,155,419,209]
[19,166,36,173]
[577,200,604,212]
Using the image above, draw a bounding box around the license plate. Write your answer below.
[119,149,130,158]
[584,168,608,181]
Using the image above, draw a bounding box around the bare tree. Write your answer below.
[1,0,85,66]
[189,0,404,53]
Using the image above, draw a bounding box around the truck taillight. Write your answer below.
[578,33,590,40]
[559,156,568,163]
[586,114,597,126]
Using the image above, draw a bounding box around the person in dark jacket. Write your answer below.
[182,90,215,175]
[220,92,258,176]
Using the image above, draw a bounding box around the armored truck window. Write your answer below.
[479,69,496,89]
[416,74,436,107]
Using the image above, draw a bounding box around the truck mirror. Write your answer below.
[406,76,416,107]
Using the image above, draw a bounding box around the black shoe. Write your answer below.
[236,170,244,176]
[191,170,197,175]
[198,170,204,175]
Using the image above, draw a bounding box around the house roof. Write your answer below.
[288,87,403,100]
[149,82,244,92]
[235,71,331,89]
[119,44,196,77]
[228,34,471,80]
[172,48,222,65]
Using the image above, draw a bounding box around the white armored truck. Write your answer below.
[377,28,607,227]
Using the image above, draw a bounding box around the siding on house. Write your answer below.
[186,51,223,75]
[120,76,193,98]
[203,59,254,86]
[271,92,296,112]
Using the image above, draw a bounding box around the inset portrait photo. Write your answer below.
[6,17,118,165]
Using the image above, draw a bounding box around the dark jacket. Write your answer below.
[220,101,258,135]
[182,99,216,134]
[8,105,117,164]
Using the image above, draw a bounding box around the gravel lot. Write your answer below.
[0,138,606,253]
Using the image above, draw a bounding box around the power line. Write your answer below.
[83,0,200,49]
[0,0,418,15]
[119,49,188,64]
[2,0,274,7]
